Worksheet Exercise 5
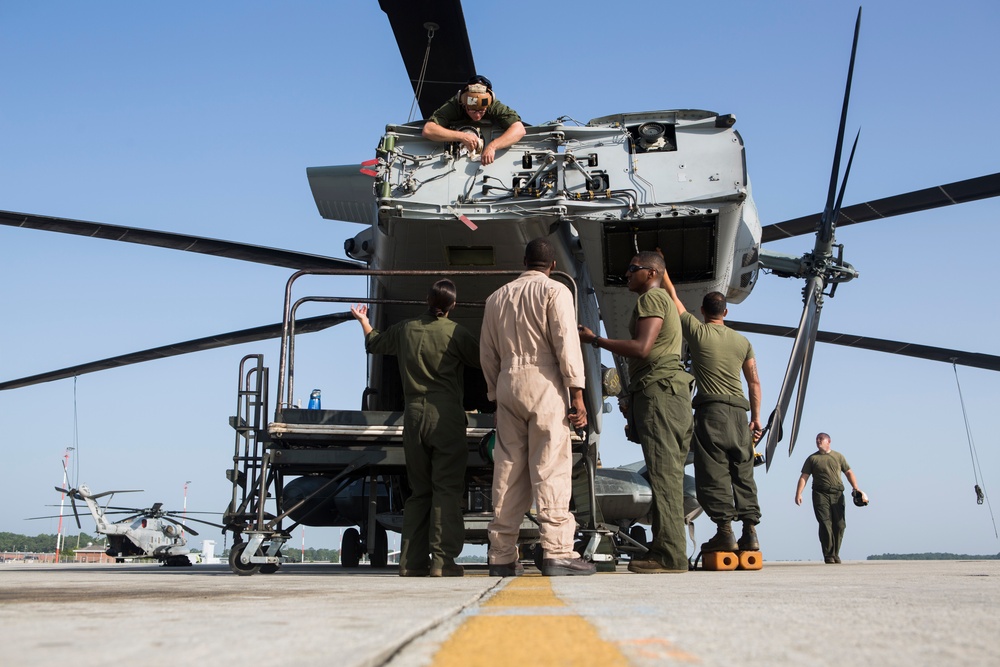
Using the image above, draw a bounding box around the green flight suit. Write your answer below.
[681,312,761,526]
[428,97,522,131]
[365,312,480,570]
[802,449,851,560]
[627,289,694,571]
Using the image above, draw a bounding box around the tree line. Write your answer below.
[0,531,102,555]
[867,552,1000,560]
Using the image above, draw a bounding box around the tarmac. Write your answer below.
[1,559,997,666]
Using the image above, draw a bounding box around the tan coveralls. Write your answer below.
[481,271,586,563]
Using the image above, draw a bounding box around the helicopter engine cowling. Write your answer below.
[592,467,652,525]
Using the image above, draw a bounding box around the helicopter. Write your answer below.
[1,2,1000,568]
[29,484,224,566]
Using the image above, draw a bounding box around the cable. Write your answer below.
[407,23,437,124]
[951,362,998,537]
[73,376,80,488]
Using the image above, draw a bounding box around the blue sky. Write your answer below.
[2,1,998,560]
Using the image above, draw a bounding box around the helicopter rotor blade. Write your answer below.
[787,310,822,453]
[169,515,226,530]
[763,10,861,470]
[0,210,364,272]
[764,279,822,470]
[725,321,1000,371]
[761,171,1000,244]
[379,0,475,118]
[816,7,861,248]
[88,490,143,500]
[70,498,82,529]
[0,312,354,391]
[54,486,85,529]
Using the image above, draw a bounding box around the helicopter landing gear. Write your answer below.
[629,525,648,549]
[341,527,362,568]
[370,525,388,568]
[229,541,261,576]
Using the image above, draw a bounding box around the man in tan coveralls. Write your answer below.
[481,238,595,576]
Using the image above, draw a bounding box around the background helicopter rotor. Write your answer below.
[761,8,863,468]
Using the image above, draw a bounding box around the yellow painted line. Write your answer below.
[431,577,629,666]
[482,575,564,608]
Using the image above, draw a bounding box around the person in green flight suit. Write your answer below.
[350,279,480,577]
[422,74,526,166]
[578,250,695,573]
[660,267,764,555]
[795,432,867,563]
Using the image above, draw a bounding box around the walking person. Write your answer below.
[795,432,867,563]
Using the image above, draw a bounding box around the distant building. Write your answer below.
[74,545,115,564]
[201,540,221,564]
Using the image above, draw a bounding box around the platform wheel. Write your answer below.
[260,556,280,574]
[229,542,261,576]
[523,543,543,570]
[341,527,362,568]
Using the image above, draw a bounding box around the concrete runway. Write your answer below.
[1,559,997,666]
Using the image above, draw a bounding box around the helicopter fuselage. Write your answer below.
[310,109,760,422]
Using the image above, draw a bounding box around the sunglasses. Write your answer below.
[626,264,654,273]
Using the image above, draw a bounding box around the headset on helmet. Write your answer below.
[459,75,493,111]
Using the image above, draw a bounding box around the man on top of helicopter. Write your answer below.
[422,74,526,165]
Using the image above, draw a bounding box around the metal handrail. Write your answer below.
[274,268,578,415]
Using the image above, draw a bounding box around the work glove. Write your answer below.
[852,489,869,507]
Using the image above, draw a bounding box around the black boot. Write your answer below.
[701,522,738,553]
[737,522,759,551]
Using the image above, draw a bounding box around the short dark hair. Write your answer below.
[817,432,831,443]
[633,250,664,273]
[702,291,727,317]
[525,238,555,269]
[427,279,457,316]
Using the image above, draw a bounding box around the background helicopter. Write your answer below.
[28,484,224,566]
[1,1,998,561]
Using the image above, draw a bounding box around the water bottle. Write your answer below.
[307,389,321,410]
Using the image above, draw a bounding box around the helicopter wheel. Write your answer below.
[228,542,261,576]
[341,527,362,568]
[260,562,280,574]
[370,526,388,568]
[629,525,648,549]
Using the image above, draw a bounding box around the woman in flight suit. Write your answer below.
[351,280,480,577]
